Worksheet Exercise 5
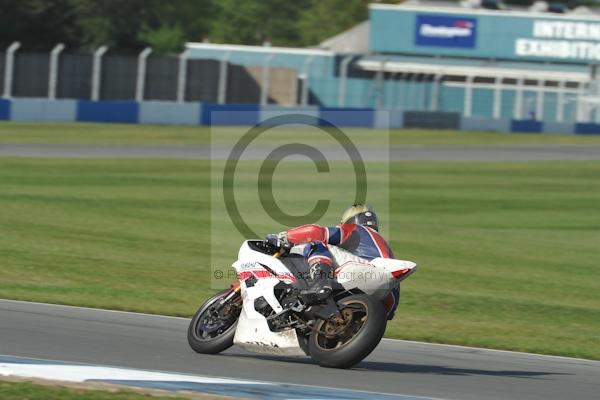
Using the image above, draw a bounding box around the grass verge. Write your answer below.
[0,157,598,360]
[0,379,222,400]
[2,121,600,146]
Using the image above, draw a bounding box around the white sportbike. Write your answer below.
[188,240,416,368]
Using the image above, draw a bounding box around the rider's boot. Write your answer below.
[299,263,334,305]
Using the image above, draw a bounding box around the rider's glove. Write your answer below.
[264,231,289,249]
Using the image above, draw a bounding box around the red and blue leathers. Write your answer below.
[285,224,399,319]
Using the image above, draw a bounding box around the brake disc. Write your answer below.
[323,308,354,337]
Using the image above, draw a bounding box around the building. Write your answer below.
[186,1,600,132]
[3,1,600,131]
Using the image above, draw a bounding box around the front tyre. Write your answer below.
[187,288,241,354]
[308,294,387,369]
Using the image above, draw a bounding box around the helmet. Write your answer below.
[340,203,379,231]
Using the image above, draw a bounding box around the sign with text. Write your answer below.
[415,14,477,49]
[516,20,600,61]
[371,6,600,63]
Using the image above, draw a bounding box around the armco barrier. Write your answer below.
[461,117,510,132]
[404,111,461,130]
[139,101,200,125]
[319,107,375,127]
[543,122,575,134]
[511,120,543,133]
[11,99,77,122]
[0,99,10,120]
[77,100,139,124]
[575,123,600,134]
[201,103,260,125]
[374,109,404,129]
[259,105,319,125]
[0,98,592,134]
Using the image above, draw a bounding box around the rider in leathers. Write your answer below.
[266,203,400,320]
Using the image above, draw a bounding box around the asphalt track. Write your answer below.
[1,300,599,400]
[2,143,600,160]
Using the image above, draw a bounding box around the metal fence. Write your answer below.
[0,42,299,105]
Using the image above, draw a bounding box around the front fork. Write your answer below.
[217,282,242,307]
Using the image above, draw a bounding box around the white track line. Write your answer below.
[3,298,599,365]
[0,354,439,400]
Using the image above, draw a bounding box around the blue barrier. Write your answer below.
[511,120,543,133]
[11,99,77,122]
[0,98,595,135]
[0,99,10,120]
[374,109,404,129]
[318,107,375,127]
[77,100,139,124]
[543,122,575,134]
[201,103,260,125]
[461,117,510,132]
[139,101,200,125]
[258,105,319,126]
[575,123,600,135]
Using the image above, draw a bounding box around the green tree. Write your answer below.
[138,25,186,54]
[0,0,81,50]
[4,0,599,54]
[68,0,214,53]
[297,0,372,46]
[209,0,311,46]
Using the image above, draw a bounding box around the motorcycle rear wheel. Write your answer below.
[308,294,387,369]
[187,288,241,354]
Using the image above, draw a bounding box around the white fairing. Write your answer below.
[233,279,303,356]
[232,241,417,355]
[232,242,303,355]
[329,245,417,300]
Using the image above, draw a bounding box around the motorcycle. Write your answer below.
[187,239,416,368]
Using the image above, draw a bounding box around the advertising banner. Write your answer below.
[415,15,477,49]
[370,5,600,64]
[516,20,600,61]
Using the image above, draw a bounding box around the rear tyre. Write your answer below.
[297,333,310,356]
[187,289,241,354]
[308,294,387,369]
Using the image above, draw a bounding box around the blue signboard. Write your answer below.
[371,5,600,63]
[415,14,477,49]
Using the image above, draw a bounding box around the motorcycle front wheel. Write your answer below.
[308,294,387,369]
[187,288,241,354]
